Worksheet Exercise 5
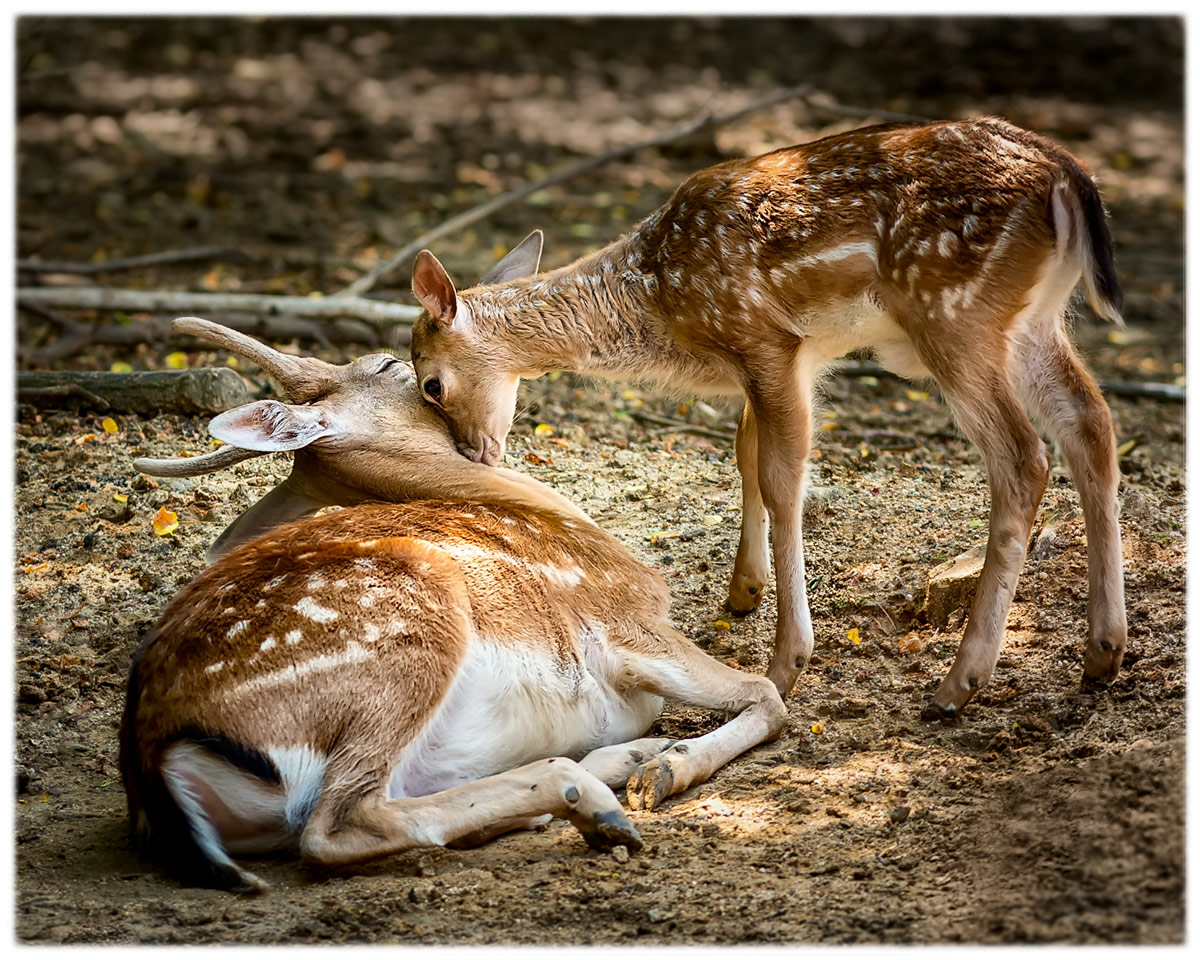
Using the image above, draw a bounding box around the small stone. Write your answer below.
[888,805,911,824]
[610,844,630,864]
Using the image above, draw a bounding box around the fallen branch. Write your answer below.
[834,359,1185,403]
[17,368,252,414]
[16,245,244,277]
[19,309,383,363]
[16,286,419,325]
[336,83,817,298]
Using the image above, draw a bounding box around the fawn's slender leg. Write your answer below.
[727,402,772,615]
[745,352,818,695]
[921,345,1051,717]
[1013,328,1126,682]
[299,757,640,867]
[622,627,788,810]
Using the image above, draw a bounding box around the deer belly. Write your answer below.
[386,639,662,799]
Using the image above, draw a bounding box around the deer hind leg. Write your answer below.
[299,757,641,868]
[622,628,788,811]
[922,354,1051,718]
[1012,327,1126,683]
[727,402,772,615]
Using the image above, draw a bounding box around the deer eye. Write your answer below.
[422,377,443,405]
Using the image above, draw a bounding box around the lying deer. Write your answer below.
[407,117,1128,719]
[120,315,787,894]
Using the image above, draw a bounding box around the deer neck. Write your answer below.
[466,235,665,379]
[317,447,596,527]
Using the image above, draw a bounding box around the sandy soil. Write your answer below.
[13,16,1185,945]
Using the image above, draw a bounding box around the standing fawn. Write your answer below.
[121,316,786,893]
[408,117,1127,719]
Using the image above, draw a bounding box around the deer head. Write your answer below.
[135,314,589,563]
[409,230,544,466]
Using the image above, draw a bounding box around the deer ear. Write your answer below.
[412,250,459,329]
[209,400,338,452]
[479,229,543,285]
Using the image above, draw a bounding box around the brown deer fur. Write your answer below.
[408,117,1127,717]
[121,317,786,894]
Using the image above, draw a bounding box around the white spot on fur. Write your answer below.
[234,641,373,695]
[294,596,339,623]
[285,629,303,645]
[260,636,277,652]
[227,620,250,639]
[263,575,287,591]
[205,661,224,674]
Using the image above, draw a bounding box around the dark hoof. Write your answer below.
[920,700,959,722]
[581,809,643,853]
[723,598,757,618]
[1080,671,1116,691]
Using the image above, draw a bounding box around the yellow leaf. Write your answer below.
[1116,438,1140,457]
[101,417,118,434]
[848,627,861,644]
[714,620,732,631]
[905,389,930,402]
[226,356,239,369]
[701,514,723,526]
[820,421,837,431]
[811,721,825,735]
[110,361,134,373]
[534,424,555,437]
[113,493,128,503]
[164,352,188,370]
[152,506,179,537]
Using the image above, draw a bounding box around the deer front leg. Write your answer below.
[577,737,679,787]
[622,630,788,811]
[727,401,772,615]
[299,757,641,867]
[746,370,817,696]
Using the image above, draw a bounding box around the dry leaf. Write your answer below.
[848,627,861,644]
[811,721,825,735]
[898,632,924,654]
[714,620,732,631]
[101,417,118,434]
[534,423,555,437]
[152,506,179,536]
[164,352,188,370]
[110,361,133,373]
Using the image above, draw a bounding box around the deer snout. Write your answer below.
[457,434,504,466]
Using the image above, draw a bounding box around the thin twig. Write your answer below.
[833,359,1185,403]
[630,409,737,442]
[16,286,420,325]
[335,83,816,298]
[16,245,244,276]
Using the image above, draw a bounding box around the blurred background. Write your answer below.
[15,16,1184,376]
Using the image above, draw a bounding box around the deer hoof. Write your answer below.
[581,809,643,853]
[1082,643,1124,684]
[626,758,675,812]
[920,699,959,722]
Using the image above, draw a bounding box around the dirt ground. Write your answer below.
[12,17,1185,945]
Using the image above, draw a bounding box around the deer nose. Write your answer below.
[479,435,503,467]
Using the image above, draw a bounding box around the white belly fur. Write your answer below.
[386,632,663,798]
